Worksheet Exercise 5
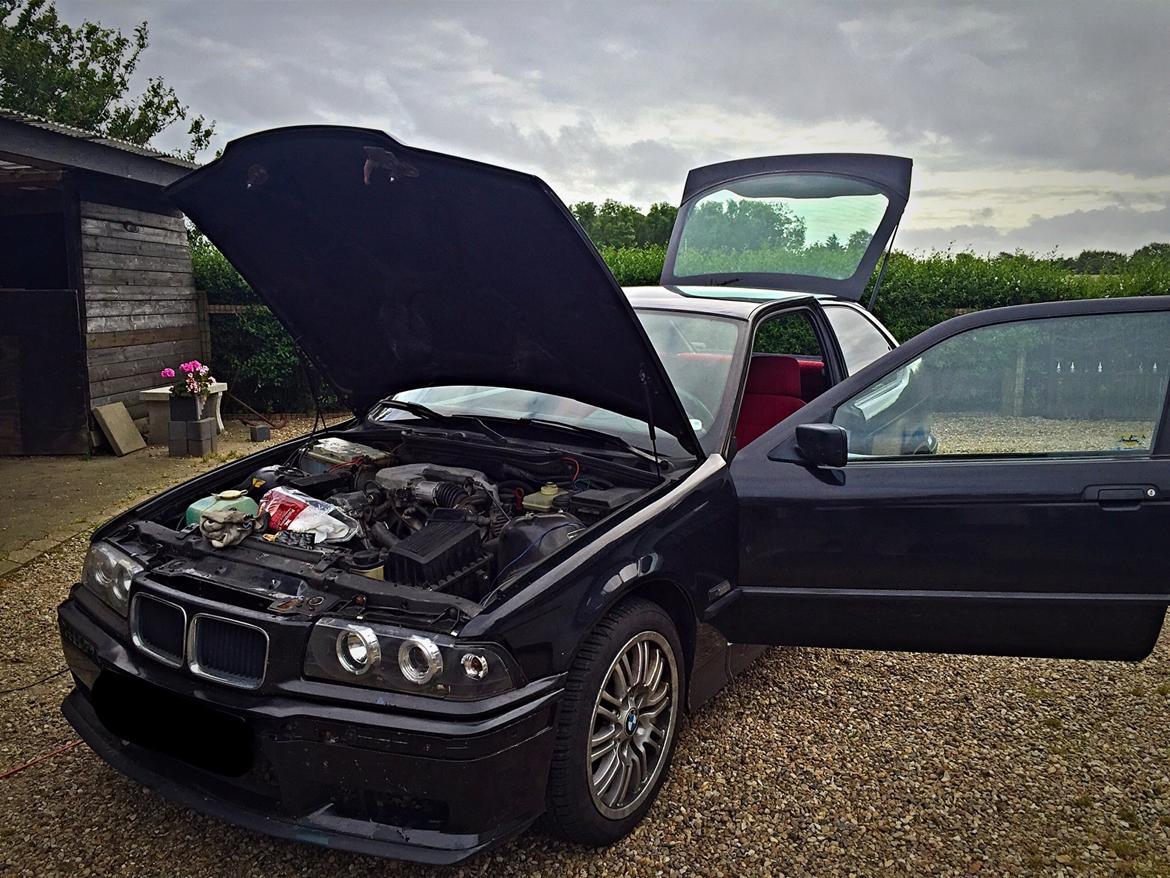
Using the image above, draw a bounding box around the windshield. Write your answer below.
[673,173,889,281]
[374,311,743,456]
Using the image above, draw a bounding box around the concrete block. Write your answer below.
[92,402,146,456]
[168,438,189,457]
[186,417,216,441]
[249,424,271,442]
[169,419,188,441]
[188,436,217,457]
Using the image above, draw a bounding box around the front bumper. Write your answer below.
[57,593,560,864]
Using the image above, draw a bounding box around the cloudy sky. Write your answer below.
[66,1,1170,254]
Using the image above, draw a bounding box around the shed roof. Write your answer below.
[0,108,198,187]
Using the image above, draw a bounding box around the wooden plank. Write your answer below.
[88,350,198,383]
[86,299,198,318]
[85,285,196,302]
[207,303,268,315]
[80,201,185,231]
[87,312,196,333]
[80,217,186,246]
[87,324,201,350]
[84,267,195,287]
[87,337,200,367]
[82,250,193,273]
[91,372,179,399]
[81,234,191,260]
[89,387,150,417]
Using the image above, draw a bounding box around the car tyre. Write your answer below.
[544,597,684,846]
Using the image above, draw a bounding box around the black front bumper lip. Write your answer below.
[62,689,539,864]
[58,596,561,865]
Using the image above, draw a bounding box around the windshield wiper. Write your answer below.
[511,416,667,465]
[373,400,510,444]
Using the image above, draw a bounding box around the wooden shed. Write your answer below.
[0,109,207,454]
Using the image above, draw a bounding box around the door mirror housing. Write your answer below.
[795,423,848,468]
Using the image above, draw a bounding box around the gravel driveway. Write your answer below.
[4,535,1170,877]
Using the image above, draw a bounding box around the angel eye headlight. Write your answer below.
[305,618,518,699]
[398,635,443,685]
[83,542,143,615]
[336,625,380,675]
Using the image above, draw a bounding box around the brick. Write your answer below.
[186,417,216,441]
[188,436,216,457]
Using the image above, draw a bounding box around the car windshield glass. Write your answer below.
[673,173,889,281]
[372,312,742,456]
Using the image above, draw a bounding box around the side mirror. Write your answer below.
[795,423,848,468]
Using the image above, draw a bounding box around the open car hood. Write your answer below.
[661,153,912,301]
[167,126,700,457]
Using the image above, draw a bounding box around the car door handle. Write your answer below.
[1083,484,1158,509]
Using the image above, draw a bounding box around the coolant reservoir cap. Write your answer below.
[540,483,559,496]
[217,489,245,500]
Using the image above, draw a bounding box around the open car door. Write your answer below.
[715,296,1170,660]
[662,153,911,300]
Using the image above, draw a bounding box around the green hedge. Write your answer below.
[193,228,1170,412]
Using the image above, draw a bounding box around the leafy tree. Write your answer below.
[1130,242,1170,265]
[0,0,214,159]
[639,202,678,247]
[1064,249,1128,275]
[571,199,678,249]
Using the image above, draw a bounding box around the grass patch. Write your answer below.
[1023,685,1055,701]
[1110,839,1142,859]
[1117,806,1141,826]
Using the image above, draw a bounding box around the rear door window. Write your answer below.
[823,304,894,374]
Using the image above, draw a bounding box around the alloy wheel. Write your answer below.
[587,630,679,819]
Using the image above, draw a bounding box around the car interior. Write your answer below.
[736,310,828,448]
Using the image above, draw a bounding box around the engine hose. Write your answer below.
[410,479,470,508]
[367,521,400,549]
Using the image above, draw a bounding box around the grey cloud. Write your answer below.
[62,1,1170,251]
[900,200,1170,255]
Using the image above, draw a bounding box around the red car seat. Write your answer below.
[736,355,806,448]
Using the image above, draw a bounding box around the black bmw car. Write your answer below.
[57,127,1170,863]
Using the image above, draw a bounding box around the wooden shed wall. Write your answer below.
[81,200,204,420]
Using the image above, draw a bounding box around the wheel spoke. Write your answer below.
[644,647,664,694]
[632,742,650,790]
[591,724,618,750]
[593,748,621,794]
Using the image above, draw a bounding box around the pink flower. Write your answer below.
[189,360,203,371]
[160,367,176,378]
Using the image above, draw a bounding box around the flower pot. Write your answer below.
[169,395,204,421]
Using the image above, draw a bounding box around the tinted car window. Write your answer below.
[824,305,893,373]
[832,311,1170,458]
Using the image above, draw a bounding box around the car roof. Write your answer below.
[624,285,846,320]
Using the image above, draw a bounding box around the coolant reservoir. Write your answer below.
[522,482,566,512]
[185,490,260,527]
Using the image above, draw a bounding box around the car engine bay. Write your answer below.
[125,432,659,615]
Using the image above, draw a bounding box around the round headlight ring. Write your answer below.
[461,652,490,680]
[336,625,381,675]
[398,635,443,685]
[112,560,135,605]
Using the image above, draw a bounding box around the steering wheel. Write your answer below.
[674,388,714,430]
